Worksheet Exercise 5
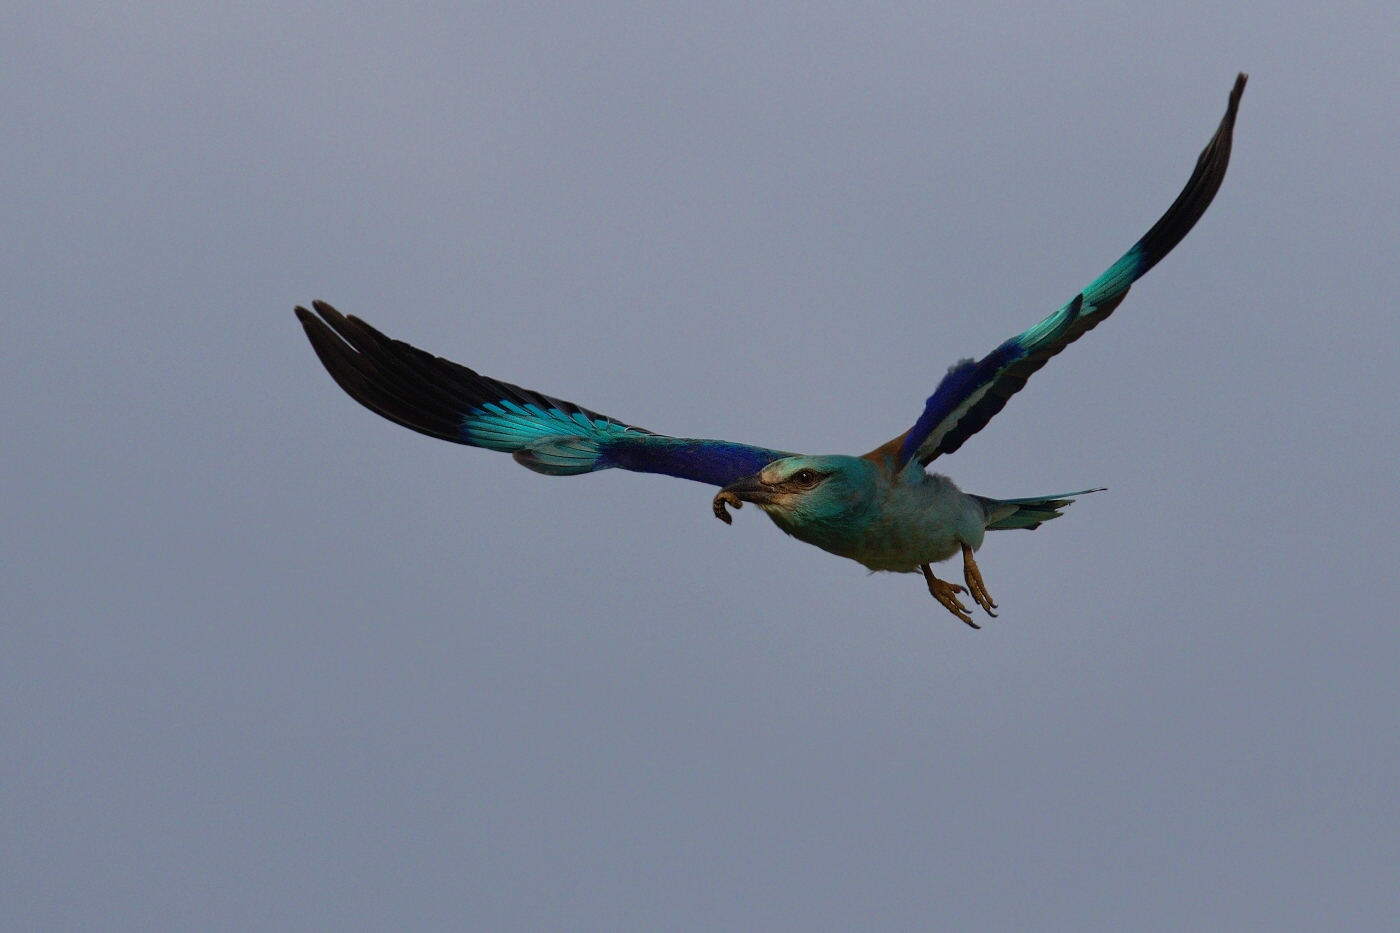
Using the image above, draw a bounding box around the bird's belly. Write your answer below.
[850,527,962,573]
[800,515,964,574]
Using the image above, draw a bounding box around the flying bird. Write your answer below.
[296,73,1246,628]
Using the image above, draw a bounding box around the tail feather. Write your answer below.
[974,487,1105,531]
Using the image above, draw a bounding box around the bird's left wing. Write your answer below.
[296,301,793,487]
[870,73,1247,472]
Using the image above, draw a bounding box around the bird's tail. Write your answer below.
[972,488,1105,531]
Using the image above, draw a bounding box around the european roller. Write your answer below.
[297,74,1246,628]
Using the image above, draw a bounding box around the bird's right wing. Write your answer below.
[296,301,794,487]
[868,73,1247,473]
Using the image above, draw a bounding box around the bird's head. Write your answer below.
[712,455,878,537]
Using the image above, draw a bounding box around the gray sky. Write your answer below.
[4,3,1398,930]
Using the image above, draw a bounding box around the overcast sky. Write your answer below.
[4,3,1398,931]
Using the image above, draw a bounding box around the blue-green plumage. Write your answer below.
[711,454,1097,572]
[295,74,1246,627]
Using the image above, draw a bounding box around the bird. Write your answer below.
[296,73,1246,629]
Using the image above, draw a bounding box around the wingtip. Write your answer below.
[311,299,349,328]
[295,302,342,327]
[1228,72,1248,116]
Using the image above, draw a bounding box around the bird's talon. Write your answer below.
[922,564,980,629]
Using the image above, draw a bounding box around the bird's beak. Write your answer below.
[712,474,779,524]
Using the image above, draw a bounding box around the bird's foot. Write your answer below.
[713,490,743,524]
[922,564,979,629]
[961,543,998,618]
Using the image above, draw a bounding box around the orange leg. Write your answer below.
[922,563,979,629]
[961,543,998,618]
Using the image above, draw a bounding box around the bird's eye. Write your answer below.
[793,469,818,486]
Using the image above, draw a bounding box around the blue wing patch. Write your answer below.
[599,436,794,486]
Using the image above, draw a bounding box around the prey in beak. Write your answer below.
[712,474,780,524]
